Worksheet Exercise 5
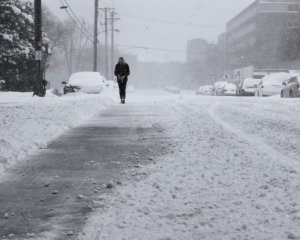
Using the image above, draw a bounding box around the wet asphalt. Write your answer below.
[0,103,170,239]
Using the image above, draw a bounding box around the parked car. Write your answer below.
[281,76,300,98]
[0,80,6,90]
[165,86,181,94]
[222,83,237,96]
[212,82,227,96]
[236,78,261,96]
[255,72,291,97]
[104,80,118,89]
[196,85,212,95]
[62,72,106,95]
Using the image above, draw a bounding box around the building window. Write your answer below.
[287,16,299,28]
[288,4,299,12]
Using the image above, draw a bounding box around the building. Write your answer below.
[225,0,300,74]
[186,39,210,64]
[218,33,227,75]
[186,39,222,86]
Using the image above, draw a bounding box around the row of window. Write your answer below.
[227,6,257,32]
[228,23,256,44]
[227,2,300,33]
[259,2,300,12]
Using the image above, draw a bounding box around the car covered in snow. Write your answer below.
[196,85,212,95]
[255,72,291,97]
[165,86,181,94]
[281,76,300,98]
[212,81,227,96]
[236,78,261,96]
[104,80,118,89]
[62,72,106,95]
[222,83,237,96]
[0,80,6,90]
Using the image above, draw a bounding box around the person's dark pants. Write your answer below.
[118,79,128,100]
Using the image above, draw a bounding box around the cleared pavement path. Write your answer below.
[0,103,170,239]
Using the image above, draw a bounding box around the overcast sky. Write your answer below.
[44,0,254,62]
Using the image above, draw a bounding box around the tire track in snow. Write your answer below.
[208,101,300,173]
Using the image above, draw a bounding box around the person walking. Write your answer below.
[114,57,130,104]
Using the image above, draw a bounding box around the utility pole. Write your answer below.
[33,0,45,97]
[104,8,108,79]
[100,8,114,79]
[93,0,99,72]
[109,11,120,79]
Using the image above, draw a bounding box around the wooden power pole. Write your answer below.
[93,0,99,72]
[100,8,114,79]
[33,0,45,97]
[109,11,120,79]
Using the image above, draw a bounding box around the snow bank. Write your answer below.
[0,89,116,175]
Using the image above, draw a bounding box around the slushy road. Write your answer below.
[1,91,300,240]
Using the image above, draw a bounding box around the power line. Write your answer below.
[110,0,115,8]
[120,13,224,29]
[63,0,94,39]
[117,44,187,53]
[117,44,209,54]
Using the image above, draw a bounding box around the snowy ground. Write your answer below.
[80,93,300,240]
[0,89,116,176]
[1,90,300,239]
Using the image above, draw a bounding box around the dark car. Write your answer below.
[281,76,300,98]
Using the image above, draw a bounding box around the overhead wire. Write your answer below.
[120,13,224,29]
[62,0,94,40]
[117,44,192,54]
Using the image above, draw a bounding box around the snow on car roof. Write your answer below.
[243,78,261,88]
[214,81,227,87]
[224,83,237,90]
[262,72,291,85]
[68,72,105,87]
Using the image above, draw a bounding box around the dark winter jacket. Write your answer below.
[114,63,130,81]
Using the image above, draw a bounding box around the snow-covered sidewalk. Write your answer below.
[81,95,300,240]
[0,90,116,175]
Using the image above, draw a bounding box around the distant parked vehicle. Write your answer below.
[281,76,300,98]
[196,85,212,95]
[236,78,261,96]
[212,82,227,96]
[104,80,118,89]
[0,80,6,90]
[255,72,291,97]
[62,72,106,95]
[222,83,237,96]
[165,86,181,94]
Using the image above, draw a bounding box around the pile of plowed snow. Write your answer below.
[0,90,116,175]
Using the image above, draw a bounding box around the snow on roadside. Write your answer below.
[80,96,300,240]
[0,89,116,175]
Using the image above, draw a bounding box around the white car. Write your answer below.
[165,86,181,94]
[237,78,261,96]
[63,72,106,94]
[104,80,118,89]
[0,80,5,90]
[222,83,237,96]
[212,81,227,96]
[196,85,212,95]
[255,72,292,97]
